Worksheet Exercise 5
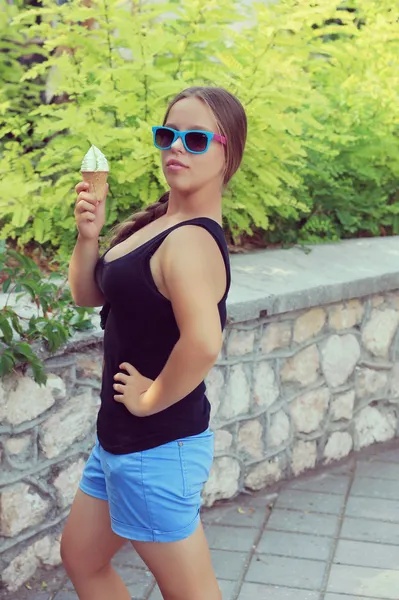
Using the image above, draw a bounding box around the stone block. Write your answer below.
[390,362,399,398]
[329,300,364,331]
[253,361,279,409]
[260,321,292,354]
[202,457,240,506]
[53,458,86,507]
[321,334,360,388]
[291,440,317,476]
[269,410,290,447]
[281,345,320,386]
[0,483,49,537]
[206,367,225,420]
[46,373,67,400]
[39,390,95,459]
[34,533,62,566]
[362,309,399,357]
[5,434,31,455]
[6,375,55,426]
[244,458,283,491]
[293,308,325,344]
[331,390,355,421]
[226,329,255,356]
[237,419,263,459]
[1,545,38,592]
[76,353,103,380]
[355,407,397,448]
[290,387,329,434]
[324,432,353,463]
[214,429,233,454]
[218,365,250,420]
[356,368,388,399]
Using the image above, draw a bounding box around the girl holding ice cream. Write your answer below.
[62,86,247,600]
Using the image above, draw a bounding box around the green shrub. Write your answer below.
[0,0,398,257]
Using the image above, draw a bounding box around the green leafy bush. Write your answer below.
[0,247,94,384]
[0,0,398,257]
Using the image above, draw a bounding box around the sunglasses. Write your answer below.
[152,126,227,155]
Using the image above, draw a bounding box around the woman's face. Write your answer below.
[160,97,226,195]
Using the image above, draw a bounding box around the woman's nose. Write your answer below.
[171,136,185,151]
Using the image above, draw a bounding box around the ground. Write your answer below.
[7,441,399,599]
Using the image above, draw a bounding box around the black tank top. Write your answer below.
[94,217,231,454]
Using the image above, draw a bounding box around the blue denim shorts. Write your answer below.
[79,428,214,543]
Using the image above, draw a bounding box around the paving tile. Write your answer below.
[334,539,399,570]
[267,508,339,537]
[356,460,399,480]
[112,542,147,569]
[257,530,333,561]
[341,516,399,545]
[325,595,378,600]
[238,582,320,600]
[113,565,154,598]
[205,524,259,552]
[327,563,399,598]
[245,554,326,590]
[286,474,350,495]
[372,449,399,463]
[202,503,266,527]
[148,579,236,600]
[53,593,77,600]
[345,495,399,523]
[210,549,249,581]
[351,477,399,501]
[275,489,345,515]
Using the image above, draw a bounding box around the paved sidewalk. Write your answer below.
[8,442,399,599]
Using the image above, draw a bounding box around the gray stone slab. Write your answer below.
[238,583,320,600]
[113,565,154,597]
[334,539,399,570]
[371,449,399,463]
[351,477,399,501]
[202,503,266,527]
[325,595,378,600]
[205,524,259,552]
[227,237,399,320]
[275,490,345,515]
[257,530,333,561]
[210,550,249,581]
[356,460,399,481]
[286,474,350,496]
[341,516,399,545]
[148,579,236,600]
[245,554,326,590]
[345,495,399,523]
[327,563,399,598]
[267,509,339,537]
[54,593,77,600]
[112,542,147,569]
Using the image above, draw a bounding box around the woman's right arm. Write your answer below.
[68,181,108,307]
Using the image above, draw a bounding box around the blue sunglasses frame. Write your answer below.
[152,126,227,155]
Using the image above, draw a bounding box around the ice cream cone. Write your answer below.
[81,171,108,201]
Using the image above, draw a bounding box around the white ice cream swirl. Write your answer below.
[81,145,109,172]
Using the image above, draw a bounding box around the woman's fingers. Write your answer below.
[75,199,97,214]
[75,181,89,194]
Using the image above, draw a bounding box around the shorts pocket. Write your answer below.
[177,431,214,498]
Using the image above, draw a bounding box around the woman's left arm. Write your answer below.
[114,226,226,417]
[142,225,226,416]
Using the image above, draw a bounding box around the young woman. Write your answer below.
[62,86,247,600]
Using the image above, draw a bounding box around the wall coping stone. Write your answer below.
[2,237,399,357]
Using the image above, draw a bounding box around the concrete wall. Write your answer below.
[2,236,399,591]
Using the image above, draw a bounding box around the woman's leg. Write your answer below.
[61,489,130,600]
[132,521,221,600]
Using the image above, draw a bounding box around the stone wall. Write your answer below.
[2,236,399,591]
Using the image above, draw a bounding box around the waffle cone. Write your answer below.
[81,171,108,201]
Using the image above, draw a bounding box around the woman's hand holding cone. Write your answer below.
[74,181,108,240]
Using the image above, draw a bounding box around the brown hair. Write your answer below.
[109,86,247,247]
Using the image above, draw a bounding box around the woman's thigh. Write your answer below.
[132,521,221,600]
[61,489,126,576]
